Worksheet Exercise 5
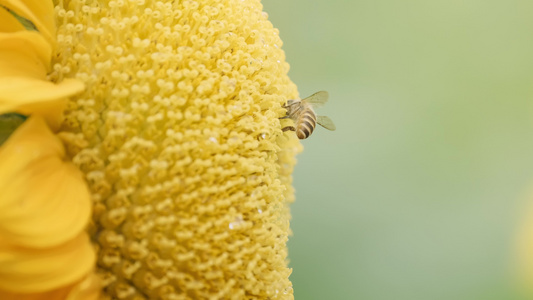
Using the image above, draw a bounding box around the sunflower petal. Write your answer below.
[0,116,91,248]
[0,77,83,104]
[0,274,99,300]
[0,6,26,32]
[0,233,96,293]
[0,0,55,46]
[0,31,51,78]
[0,78,84,130]
[65,273,101,300]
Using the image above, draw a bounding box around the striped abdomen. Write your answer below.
[296,108,317,139]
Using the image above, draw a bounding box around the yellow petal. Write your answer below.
[0,6,26,32]
[0,77,84,130]
[0,272,100,300]
[0,31,51,78]
[0,116,91,248]
[0,233,96,293]
[65,273,101,300]
[0,0,55,46]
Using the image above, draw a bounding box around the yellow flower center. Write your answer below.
[51,0,301,298]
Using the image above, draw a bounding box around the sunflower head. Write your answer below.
[45,0,302,299]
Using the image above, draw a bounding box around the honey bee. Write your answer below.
[280,91,336,139]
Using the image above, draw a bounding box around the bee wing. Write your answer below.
[301,91,329,108]
[316,115,336,131]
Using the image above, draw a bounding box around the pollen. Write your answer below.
[50,0,301,299]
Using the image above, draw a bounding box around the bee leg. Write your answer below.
[282,126,296,132]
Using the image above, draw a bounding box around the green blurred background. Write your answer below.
[262,1,533,299]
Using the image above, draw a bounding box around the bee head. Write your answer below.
[283,99,299,108]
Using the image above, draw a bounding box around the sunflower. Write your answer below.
[0,0,300,299]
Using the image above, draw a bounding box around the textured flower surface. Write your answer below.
[51,0,301,299]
